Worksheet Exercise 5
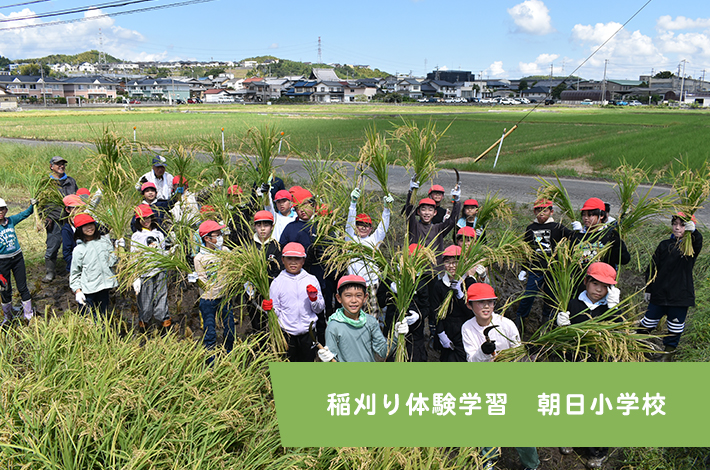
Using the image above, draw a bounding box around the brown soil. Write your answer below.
[540,157,595,176]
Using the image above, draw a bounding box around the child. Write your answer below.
[557,262,621,327]
[317,275,409,362]
[267,189,297,242]
[170,176,200,226]
[462,283,520,362]
[638,213,703,360]
[427,184,449,224]
[576,197,630,269]
[267,242,325,362]
[246,210,283,334]
[515,199,577,332]
[61,195,86,275]
[455,226,477,247]
[69,213,118,317]
[193,220,234,360]
[456,198,479,230]
[430,245,475,362]
[130,182,169,233]
[0,197,36,324]
[131,204,171,333]
[345,188,392,287]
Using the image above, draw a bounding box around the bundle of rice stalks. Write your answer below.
[535,173,576,222]
[165,144,199,186]
[474,192,513,229]
[213,241,287,355]
[323,234,438,362]
[359,125,391,195]
[89,192,142,242]
[669,157,710,256]
[240,124,284,191]
[393,118,450,201]
[201,136,232,181]
[295,140,347,194]
[18,164,64,231]
[90,125,139,197]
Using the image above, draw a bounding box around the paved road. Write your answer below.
[4,137,706,225]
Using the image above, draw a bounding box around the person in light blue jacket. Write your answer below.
[0,197,36,325]
[69,213,118,318]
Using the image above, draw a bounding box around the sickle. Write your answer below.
[483,324,499,342]
[454,168,460,188]
[309,321,336,362]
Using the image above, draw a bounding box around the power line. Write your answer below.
[0,0,50,9]
[0,0,216,31]
[0,0,160,23]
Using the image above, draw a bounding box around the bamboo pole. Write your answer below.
[474,124,518,162]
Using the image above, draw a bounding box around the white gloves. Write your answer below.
[383,194,394,205]
[187,272,199,283]
[75,290,86,305]
[453,280,465,300]
[685,221,696,232]
[390,281,398,294]
[132,278,142,295]
[114,238,126,249]
[571,221,584,232]
[409,178,419,190]
[404,310,420,325]
[475,228,483,237]
[318,346,336,362]
[475,265,487,276]
[350,188,361,203]
[30,198,38,205]
[644,292,651,302]
[606,286,620,308]
[518,270,527,282]
[556,311,571,327]
[244,281,255,299]
[438,331,454,349]
[394,321,409,335]
[212,178,224,187]
[450,186,461,202]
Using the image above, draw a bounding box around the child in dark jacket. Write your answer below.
[0,197,36,324]
[638,213,703,359]
[246,210,283,334]
[557,262,621,327]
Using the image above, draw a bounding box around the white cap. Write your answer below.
[0,198,6,208]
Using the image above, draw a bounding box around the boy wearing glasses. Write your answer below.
[42,156,78,283]
[514,199,576,333]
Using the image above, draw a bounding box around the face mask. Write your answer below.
[215,236,224,248]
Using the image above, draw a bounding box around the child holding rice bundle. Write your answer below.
[61,195,86,275]
[638,212,703,361]
[131,204,171,334]
[0,197,37,325]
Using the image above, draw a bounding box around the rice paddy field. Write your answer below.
[0,105,709,469]
[1,104,710,179]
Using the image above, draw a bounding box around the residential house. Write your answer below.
[283,80,317,101]
[0,86,18,110]
[521,86,549,101]
[342,81,377,102]
[309,68,341,81]
[313,80,344,102]
[682,92,710,107]
[427,80,457,99]
[78,62,97,74]
[0,75,64,99]
[125,77,190,101]
[62,76,118,100]
[396,78,422,99]
[204,88,234,103]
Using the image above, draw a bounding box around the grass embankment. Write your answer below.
[1,106,709,179]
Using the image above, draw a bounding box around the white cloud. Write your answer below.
[487,61,505,77]
[269,43,278,49]
[657,15,710,31]
[658,31,710,57]
[0,8,146,61]
[518,53,559,75]
[507,0,554,35]
[572,22,666,68]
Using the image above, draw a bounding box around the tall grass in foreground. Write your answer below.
[669,157,710,256]
[535,173,576,222]
[0,313,306,469]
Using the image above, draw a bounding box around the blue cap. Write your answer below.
[152,155,166,167]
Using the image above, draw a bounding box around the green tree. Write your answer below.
[551,82,567,99]
[205,67,225,77]
[15,63,51,76]
[654,71,675,79]
[518,79,529,92]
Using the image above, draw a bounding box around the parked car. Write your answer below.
[175,99,185,105]
[544,99,556,105]
[129,99,141,104]
[418,98,428,103]
[628,100,643,106]
[580,99,594,105]
[519,98,530,104]
[187,98,202,104]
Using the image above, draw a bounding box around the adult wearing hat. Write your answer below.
[137,155,174,201]
[41,156,78,282]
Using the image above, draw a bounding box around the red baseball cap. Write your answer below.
[290,186,314,205]
[534,199,553,209]
[76,188,90,197]
[140,182,157,192]
[254,210,274,223]
[586,262,617,285]
[63,195,85,207]
[408,243,420,255]
[418,198,436,208]
[581,197,605,212]
[355,213,372,225]
[457,226,477,238]
[135,204,154,219]
[467,283,497,302]
[443,245,462,257]
[428,184,445,194]
[282,242,307,258]
[227,185,243,195]
[675,212,698,223]
[274,189,292,202]
[172,175,188,187]
[198,220,225,238]
[337,274,367,290]
[73,213,95,228]
[463,199,479,207]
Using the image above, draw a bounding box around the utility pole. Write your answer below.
[600,59,608,105]
[548,64,553,96]
[649,68,654,105]
[40,64,47,107]
[679,59,687,107]
[317,37,322,64]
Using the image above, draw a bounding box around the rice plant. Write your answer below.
[668,157,710,256]
[359,125,391,195]
[535,173,576,222]
[18,164,64,230]
[393,118,450,201]
[201,135,232,181]
[240,124,284,191]
[474,192,513,229]
[165,144,200,187]
[89,125,139,197]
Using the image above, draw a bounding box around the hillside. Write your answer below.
[242,56,391,79]
[20,50,122,64]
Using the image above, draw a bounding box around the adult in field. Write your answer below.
[137,155,174,201]
[41,156,78,282]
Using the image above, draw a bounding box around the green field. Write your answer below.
[1,104,709,179]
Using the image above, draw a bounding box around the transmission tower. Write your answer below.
[98,28,107,71]
[317,37,322,64]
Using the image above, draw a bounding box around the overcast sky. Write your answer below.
[0,0,708,81]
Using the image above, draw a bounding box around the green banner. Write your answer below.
[269,363,710,447]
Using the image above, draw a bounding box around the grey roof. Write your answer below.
[0,75,62,83]
[310,68,341,81]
